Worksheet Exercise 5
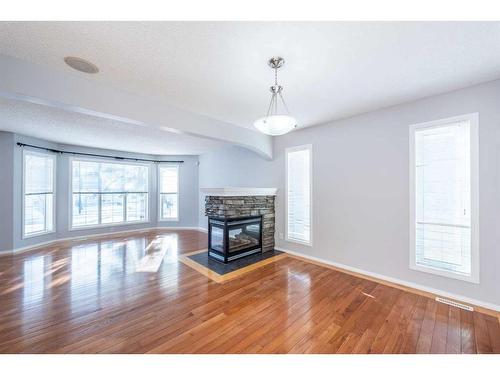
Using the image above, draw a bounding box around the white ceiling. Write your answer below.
[0,97,226,155]
[1,21,500,133]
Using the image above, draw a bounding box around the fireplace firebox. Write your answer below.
[208,215,263,263]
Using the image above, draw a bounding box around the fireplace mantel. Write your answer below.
[200,187,278,196]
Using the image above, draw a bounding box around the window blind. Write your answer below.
[286,145,312,244]
[159,165,179,220]
[414,121,472,277]
[24,151,55,236]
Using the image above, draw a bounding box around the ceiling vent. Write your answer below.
[64,56,99,74]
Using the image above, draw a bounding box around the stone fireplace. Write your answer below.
[201,188,277,262]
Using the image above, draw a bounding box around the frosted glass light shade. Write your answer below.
[253,115,297,136]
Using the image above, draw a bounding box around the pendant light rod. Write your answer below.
[265,92,275,118]
[278,93,292,116]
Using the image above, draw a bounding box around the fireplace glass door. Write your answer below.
[210,226,224,252]
[208,216,262,263]
[227,221,261,254]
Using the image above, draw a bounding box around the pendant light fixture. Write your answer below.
[253,57,298,136]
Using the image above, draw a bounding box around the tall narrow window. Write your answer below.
[286,145,312,245]
[23,151,56,237]
[410,113,479,283]
[159,165,179,221]
[71,160,149,228]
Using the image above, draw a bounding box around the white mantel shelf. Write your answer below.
[200,187,278,196]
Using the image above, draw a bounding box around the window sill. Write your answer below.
[22,230,56,240]
[158,218,180,223]
[410,263,479,284]
[70,220,150,232]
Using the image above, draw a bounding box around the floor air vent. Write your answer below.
[435,297,474,311]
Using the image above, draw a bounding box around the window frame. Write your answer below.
[157,164,180,222]
[69,157,151,231]
[22,149,57,239]
[285,144,313,246]
[409,113,479,283]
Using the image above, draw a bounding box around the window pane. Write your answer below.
[414,122,472,276]
[24,152,55,237]
[72,193,99,227]
[126,193,148,222]
[124,165,149,192]
[25,153,54,194]
[99,163,148,193]
[159,166,178,193]
[72,161,99,192]
[159,166,178,221]
[24,194,46,235]
[161,194,178,220]
[100,163,125,192]
[101,194,125,224]
[287,147,311,244]
[71,160,149,228]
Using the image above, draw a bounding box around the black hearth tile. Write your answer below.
[187,250,283,275]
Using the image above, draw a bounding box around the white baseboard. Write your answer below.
[2,238,63,256]
[0,249,16,256]
[0,227,207,257]
[156,226,207,232]
[276,247,500,313]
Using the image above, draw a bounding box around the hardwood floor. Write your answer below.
[0,229,498,354]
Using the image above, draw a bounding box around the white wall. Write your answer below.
[199,79,500,307]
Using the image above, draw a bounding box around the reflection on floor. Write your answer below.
[135,237,172,273]
[0,229,498,354]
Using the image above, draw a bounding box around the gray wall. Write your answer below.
[0,132,199,252]
[0,132,14,251]
[199,79,500,307]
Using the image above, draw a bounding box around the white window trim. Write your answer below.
[158,163,180,222]
[409,113,479,284]
[22,149,57,239]
[68,156,151,231]
[285,144,313,246]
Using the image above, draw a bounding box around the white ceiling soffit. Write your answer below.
[0,97,228,155]
[1,22,500,134]
[0,54,273,158]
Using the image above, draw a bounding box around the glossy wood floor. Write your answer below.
[0,229,499,354]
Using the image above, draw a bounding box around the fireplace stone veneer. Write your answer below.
[204,195,276,252]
